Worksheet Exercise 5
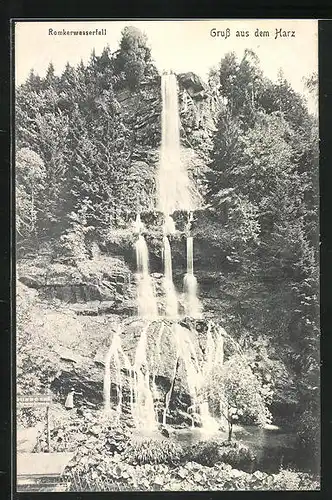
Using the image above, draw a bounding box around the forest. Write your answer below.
[16,26,319,492]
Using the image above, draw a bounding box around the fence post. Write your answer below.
[46,405,51,452]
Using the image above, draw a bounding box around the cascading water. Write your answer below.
[133,212,145,234]
[103,326,132,416]
[152,323,165,389]
[103,72,226,434]
[132,324,158,429]
[103,323,158,429]
[199,402,220,433]
[203,321,215,379]
[103,319,225,433]
[199,322,220,432]
[164,214,176,235]
[184,236,202,318]
[157,72,201,321]
[135,234,158,318]
[157,73,196,215]
[187,235,194,276]
[163,235,178,317]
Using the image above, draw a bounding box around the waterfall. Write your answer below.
[164,214,176,235]
[199,402,220,433]
[101,71,228,433]
[103,325,129,416]
[199,322,220,432]
[133,212,145,234]
[157,73,202,319]
[152,323,165,389]
[157,73,196,216]
[172,324,203,409]
[103,319,225,433]
[163,235,178,317]
[215,331,224,367]
[103,323,158,428]
[135,235,158,318]
[202,321,215,378]
[187,235,194,275]
[132,324,158,429]
[104,326,121,412]
[184,236,202,318]
[136,234,150,276]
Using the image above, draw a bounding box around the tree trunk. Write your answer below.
[228,422,233,442]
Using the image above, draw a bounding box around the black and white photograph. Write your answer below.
[14,19,320,492]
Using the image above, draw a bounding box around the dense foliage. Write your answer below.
[123,438,183,465]
[67,460,319,492]
[186,440,255,469]
[208,354,273,440]
[16,27,159,256]
[202,51,319,457]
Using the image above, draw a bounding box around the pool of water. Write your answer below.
[171,424,318,474]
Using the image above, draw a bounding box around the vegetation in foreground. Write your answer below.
[25,405,320,492]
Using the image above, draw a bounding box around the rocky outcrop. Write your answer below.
[178,72,207,96]
[17,256,134,309]
[18,279,225,425]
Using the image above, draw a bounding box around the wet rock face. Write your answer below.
[51,371,104,409]
[20,288,220,426]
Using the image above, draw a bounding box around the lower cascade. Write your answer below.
[103,318,225,432]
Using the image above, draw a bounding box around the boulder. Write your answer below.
[19,275,45,289]
[53,346,86,365]
[70,302,100,316]
[177,72,207,94]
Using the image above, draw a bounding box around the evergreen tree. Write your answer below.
[114,26,153,90]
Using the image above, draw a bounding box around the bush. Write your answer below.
[297,407,320,461]
[66,458,319,492]
[187,439,255,469]
[16,283,61,407]
[269,469,320,491]
[36,408,132,454]
[123,438,184,465]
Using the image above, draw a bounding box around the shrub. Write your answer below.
[208,354,273,440]
[66,459,320,492]
[270,469,319,491]
[16,283,61,409]
[187,439,255,469]
[123,438,184,465]
[36,408,132,454]
[297,407,320,461]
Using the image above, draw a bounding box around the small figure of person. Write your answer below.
[64,388,82,410]
[65,388,75,410]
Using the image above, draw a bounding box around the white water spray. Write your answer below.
[164,214,176,235]
[132,324,158,429]
[135,235,158,318]
[103,326,132,416]
[184,236,202,318]
[133,212,145,234]
[163,235,178,317]
[157,73,197,215]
